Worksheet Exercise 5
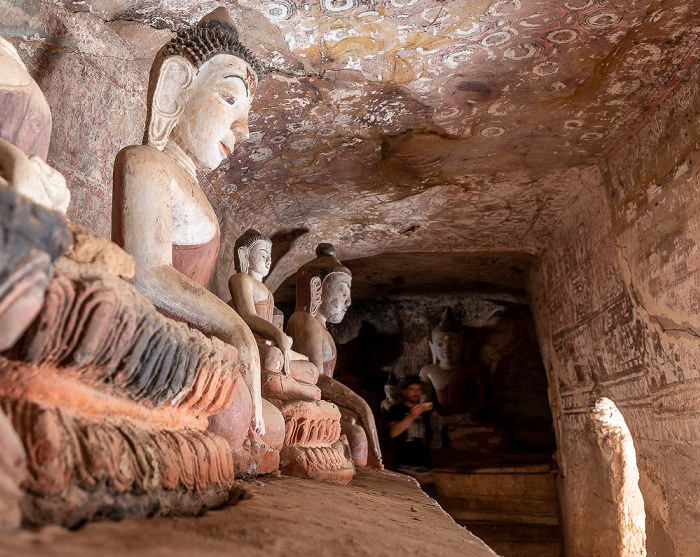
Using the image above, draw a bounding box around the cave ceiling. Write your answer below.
[5,0,700,300]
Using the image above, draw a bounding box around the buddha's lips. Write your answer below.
[220,141,232,156]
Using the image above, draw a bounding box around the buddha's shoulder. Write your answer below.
[229,272,259,289]
[287,310,318,329]
[419,363,440,375]
[115,144,175,170]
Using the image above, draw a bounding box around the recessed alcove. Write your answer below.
[276,251,560,555]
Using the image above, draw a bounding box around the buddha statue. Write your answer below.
[0,36,72,352]
[228,230,354,482]
[380,374,401,417]
[287,243,383,468]
[419,309,509,452]
[0,37,70,215]
[419,309,489,419]
[0,27,241,525]
[228,228,321,401]
[112,9,270,439]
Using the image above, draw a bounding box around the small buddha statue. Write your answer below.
[419,309,511,452]
[380,374,401,417]
[112,9,269,437]
[228,229,321,401]
[419,309,489,419]
[287,243,383,468]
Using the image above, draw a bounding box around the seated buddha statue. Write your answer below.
[287,244,383,468]
[0,36,72,352]
[419,309,508,452]
[419,309,489,419]
[228,229,321,401]
[0,36,70,215]
[112,9,272,440]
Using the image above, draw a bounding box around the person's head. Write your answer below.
[400,377,424,404]
[295,243,352,323]
[144,8,262,171]
[234,229,272,278]
[430,308,468,366]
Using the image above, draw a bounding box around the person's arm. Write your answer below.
[114,146,264,433]
[389,404,426,438]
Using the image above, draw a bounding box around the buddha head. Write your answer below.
[430,308,468,367]
[144,8,262,171]
[234,229,272,279]
[0,36,52,160]
[295,243,352,324]
[384,374,399,402]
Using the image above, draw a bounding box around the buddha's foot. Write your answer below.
[279,443,354,484]
[261,370,321,401]
[258,343,321,401]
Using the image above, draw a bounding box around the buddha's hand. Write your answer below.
[276,332,293,353]
[283,349,292,376]
[253,406,265,436]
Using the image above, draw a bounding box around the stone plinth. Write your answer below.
[0,224,247,526]
[277,400,354,484]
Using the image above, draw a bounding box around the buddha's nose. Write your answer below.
[232,118,250,142]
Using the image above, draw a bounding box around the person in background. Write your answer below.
[388,377,438,499]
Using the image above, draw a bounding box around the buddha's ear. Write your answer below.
[309,276,322,318]
[238,246,249,274]
[429,339,437,364]
[148,57,194,150]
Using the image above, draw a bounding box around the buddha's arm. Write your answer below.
[418,367,435,402]
[229,275,291,351]
[316,374,383,467]
[286,312,325,372]
[113,147,264,434]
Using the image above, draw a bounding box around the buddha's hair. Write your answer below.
[294,242,351,314]
[162,20,263,78]
[234,229,271,271]
[432,307,468,337]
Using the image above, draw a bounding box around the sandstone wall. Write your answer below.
[529,63,700,557]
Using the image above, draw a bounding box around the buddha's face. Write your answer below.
[431,330,465,366]
[170,55,255,171]
[319,272,351,324]
[248,240,272,278]
[384,384,399,401]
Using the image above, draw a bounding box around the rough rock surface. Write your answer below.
[529,61,700,557]
[0,469,498,557]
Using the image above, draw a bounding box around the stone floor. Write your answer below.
[0,469,498,557]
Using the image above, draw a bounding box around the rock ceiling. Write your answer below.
[5,0,700,300]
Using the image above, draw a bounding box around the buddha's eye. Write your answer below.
[222,95,236,105]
